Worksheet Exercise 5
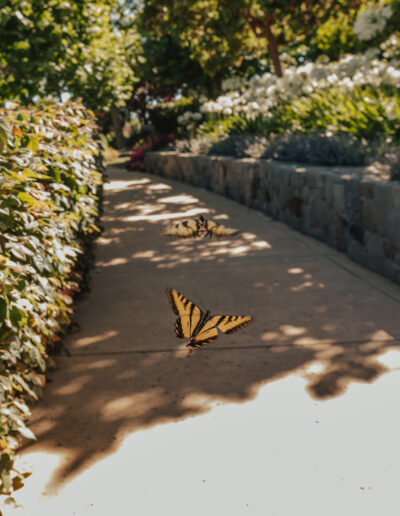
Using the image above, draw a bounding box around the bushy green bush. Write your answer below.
[148,97,199,136]
[174,132,375,167]
[0,100,103,500]
[270,85,400,140]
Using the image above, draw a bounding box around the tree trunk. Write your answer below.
[110,105,124,150]
[263,22,283,77]
[248,15,283,78]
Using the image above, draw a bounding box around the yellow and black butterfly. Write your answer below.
[161,215,240,239]
[166,288,253,353]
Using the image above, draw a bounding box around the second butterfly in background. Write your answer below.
[166,287,254,355]
[161,215,240,239]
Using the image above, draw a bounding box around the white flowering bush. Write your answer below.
[199,52,400,121]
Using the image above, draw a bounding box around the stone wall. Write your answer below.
[146,151,400,284]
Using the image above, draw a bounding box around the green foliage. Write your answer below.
[148,97,198,136]
[174,132,374,166]
[198,115,249,138]
[0,1,134,110]
[308,0,400,61]
[138,0,364,95]
[197,84,400,142]
[0,100,102,498]
[308,11,362,61]
[272,85,400,140]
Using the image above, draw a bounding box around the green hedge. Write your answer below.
[0,100,103,500]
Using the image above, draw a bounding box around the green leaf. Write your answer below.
[0,298,7,323]
[9,306,22,326]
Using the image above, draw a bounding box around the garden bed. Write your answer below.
[146,151,400,285]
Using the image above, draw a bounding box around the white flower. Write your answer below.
[385,99,398,120]
[15,299,34,312]
[354,5,393,41]
[364,48,381,61]
[383,66,400,87]
[193,51,400,121]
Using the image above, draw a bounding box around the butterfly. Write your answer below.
[166,288,253,353]
[161,215,240,239]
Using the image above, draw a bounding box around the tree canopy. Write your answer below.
[138,0,363,94]
[0,0,134,110]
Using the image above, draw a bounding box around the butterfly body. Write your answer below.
[166,288,253,351]
[161,215,239,239]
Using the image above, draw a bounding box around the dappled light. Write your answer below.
[21,168,400,497]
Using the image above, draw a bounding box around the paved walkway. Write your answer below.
[12,166,400,516]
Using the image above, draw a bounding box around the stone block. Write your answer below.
[383,258,400,283]
[347,239,366,265]
[210,158,228,195]
[331,210,348,240]
[290,169,306,189]
[324,174,336,204]
[359,180,374,199]
[310,199,330,229]
[192,156,211,189]
[361,199,385,233]
[372,182,392,220]
[279,183,293,210]
[385,212,400,249]
[181,156,194,183]
[344,179,361,219]
[306,168,325,189]
[333,182,346,216]
[365,231,386,272]
[383,238,397,260]
[225,161,244,202]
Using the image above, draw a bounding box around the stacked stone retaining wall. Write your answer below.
[146,152,400,285]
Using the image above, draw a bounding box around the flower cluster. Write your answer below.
[198,52,400,120]
[354,4,393,41]
[177,111,203,125]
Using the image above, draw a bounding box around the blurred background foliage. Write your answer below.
[1,0,399,158]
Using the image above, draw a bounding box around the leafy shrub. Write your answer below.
[0,100,103,500]
[148,97,199,136]
[173,131,393,168]
[271,85,400,141]
[260,132,373,166]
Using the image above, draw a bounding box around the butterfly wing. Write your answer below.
[166,288,204,339]
[186,318,220,349]
[161,219,198,238]
[206,219,240,238]
[189,314,254,349]
[213,315,254,334]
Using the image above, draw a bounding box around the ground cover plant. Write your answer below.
[0,100,103,503]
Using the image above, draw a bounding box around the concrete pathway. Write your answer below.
[11,166,400,516]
